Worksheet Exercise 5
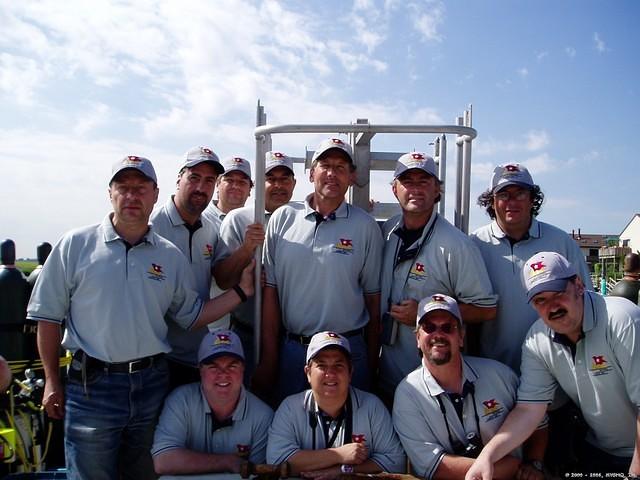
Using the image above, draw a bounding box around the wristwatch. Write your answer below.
[340,464,355,474]
[527,460,544,472]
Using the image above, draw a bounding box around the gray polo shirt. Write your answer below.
[203,200,227,225]
[267,387,405,473]
[152,383,273,464]
[27,214,203,362]
[393,356,521,480]
[519,292,640,457]
[151,196,224,366]
[379,211,497,393]
[263,197,383,335]
[471,219,593,372]
[215,206,272,328]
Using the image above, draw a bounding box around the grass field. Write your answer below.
[16,260,37,276]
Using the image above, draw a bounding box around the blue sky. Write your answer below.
[2,0,638,258]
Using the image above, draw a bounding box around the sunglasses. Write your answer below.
[421,322,458,334]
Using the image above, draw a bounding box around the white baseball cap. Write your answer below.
[393,152,439,181]
[523,251,577,302]
[265,151,294,175]
[490,163,535,193]
[181,146,224,175]
[417,294,462,325]
[110,155,157,184]
[311,138,354,166]
[197,330,245,364]
[221,156,252,179]
[305,331,351,363]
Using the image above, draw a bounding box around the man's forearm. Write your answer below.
[153,448,241,475]
[364,293,381,363]
[213,247,253,289]
[260,286,282,366]
[629,414,640,475]
[37,321,62,382]
[458,304,497,324]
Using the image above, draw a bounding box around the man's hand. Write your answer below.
[242,223,265,254]
[332,442,369,465]
[42,378,65,419]
[238,259,256,297]
[389,299,418,327]
[464,455,493,480]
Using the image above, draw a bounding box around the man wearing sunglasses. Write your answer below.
[471,164,592,374]
[466,252,640,479]
[379,152,498,401]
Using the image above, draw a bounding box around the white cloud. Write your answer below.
[565,46,577,57]
[475,130,550,156]
[593,32,607,53]
[525,130,550,151]
[409,1,445,42]
[0,53,46,105]
[536,51,548,62]
[517,67,529,78]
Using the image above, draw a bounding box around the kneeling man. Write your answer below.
[152,330,273,475]
[267,331,405,478]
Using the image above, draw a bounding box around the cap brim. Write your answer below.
[418,309,462,325]
[527,278,570,302]
[110,167,156,185]
[493,181,532,193]
[395,167,439,181]
[199,352,244,365]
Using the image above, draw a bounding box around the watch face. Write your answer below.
[341,464,354,474]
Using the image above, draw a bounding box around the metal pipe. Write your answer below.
[455,117,464,229]
[438,134,447,216]
[254,123,477,139]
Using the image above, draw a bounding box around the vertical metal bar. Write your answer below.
[253,101,267,366]
[438,134,447,216]
[455,117,464,229]
[461,136,472,234]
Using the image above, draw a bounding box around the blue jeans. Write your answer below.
[64,358,169,480]
[277,334,370,402]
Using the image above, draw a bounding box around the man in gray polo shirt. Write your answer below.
[28,156,255,480]
[471,163,592,373]
[151,146,226,388]
[379,152,497,400]
[466,252,640,479]
[393,294,545,480]
[213,151,296,382]
[152,330,273,476]
[258,138,383,403]
[267,331,405,476]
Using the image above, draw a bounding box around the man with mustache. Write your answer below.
[393,294,545,480]
[466,252,640,479]
[213,151,296,383]
[267,331,405,479]
[379,152,498,402]
[151,146,227,388]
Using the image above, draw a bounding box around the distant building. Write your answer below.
[619,213,640,253]
[569,229,617,272]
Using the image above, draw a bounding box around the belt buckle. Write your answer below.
[128,359,146,373]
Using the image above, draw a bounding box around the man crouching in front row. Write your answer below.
[267,331,405,479]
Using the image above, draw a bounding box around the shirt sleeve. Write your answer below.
[359,217,383,295]
[263,212,280,288]
[248,399,274,464]
[266,397,302,464]
[609,301,640,408]
[392,382,446,480]
[447,236,498,307]
[167,255,204,330]
[151,387,191,456]
[366,394,406,473]
[517,329,558,404]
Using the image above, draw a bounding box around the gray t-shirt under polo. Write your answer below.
[151,196,224,366]
[267,387,405,473]
[263,197,383,335]
[518,292,640,457]
[471,218,593,372]
[27,214,203,362]
[152,383,273,464]
[379,210,497,393]
[393,356,521,480]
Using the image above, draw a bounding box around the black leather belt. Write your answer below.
[73,351,164,374]
[284,328,364,345]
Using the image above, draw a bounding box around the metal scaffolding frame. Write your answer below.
[250,101,477,363]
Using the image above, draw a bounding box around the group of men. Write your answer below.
[24,137,640,480]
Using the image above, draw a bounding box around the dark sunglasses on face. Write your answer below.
[421,322,458,334]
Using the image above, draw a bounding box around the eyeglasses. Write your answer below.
[493,190,530,202]
[421,322,458,334]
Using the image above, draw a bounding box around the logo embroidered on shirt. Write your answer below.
[409,262,427,281]
[352,434,366,443]
[147,263,166,281]
[204,244,213,259]
[237,444,250,457]
[590,354,612,376]
[481,398,505,420]
[333,238,354,255]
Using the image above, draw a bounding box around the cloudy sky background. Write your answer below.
[2,0,639,258]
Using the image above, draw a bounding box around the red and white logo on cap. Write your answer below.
[214,333,232,345]
[202,147,213,155]
[126,155,142,163]
[431,294,446,302]
[326,332,340,339]
[331,138,346,146]
[411,153,424,160]
[273,152,285,158]
[529,261,545,272]
[232,157,244,163]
